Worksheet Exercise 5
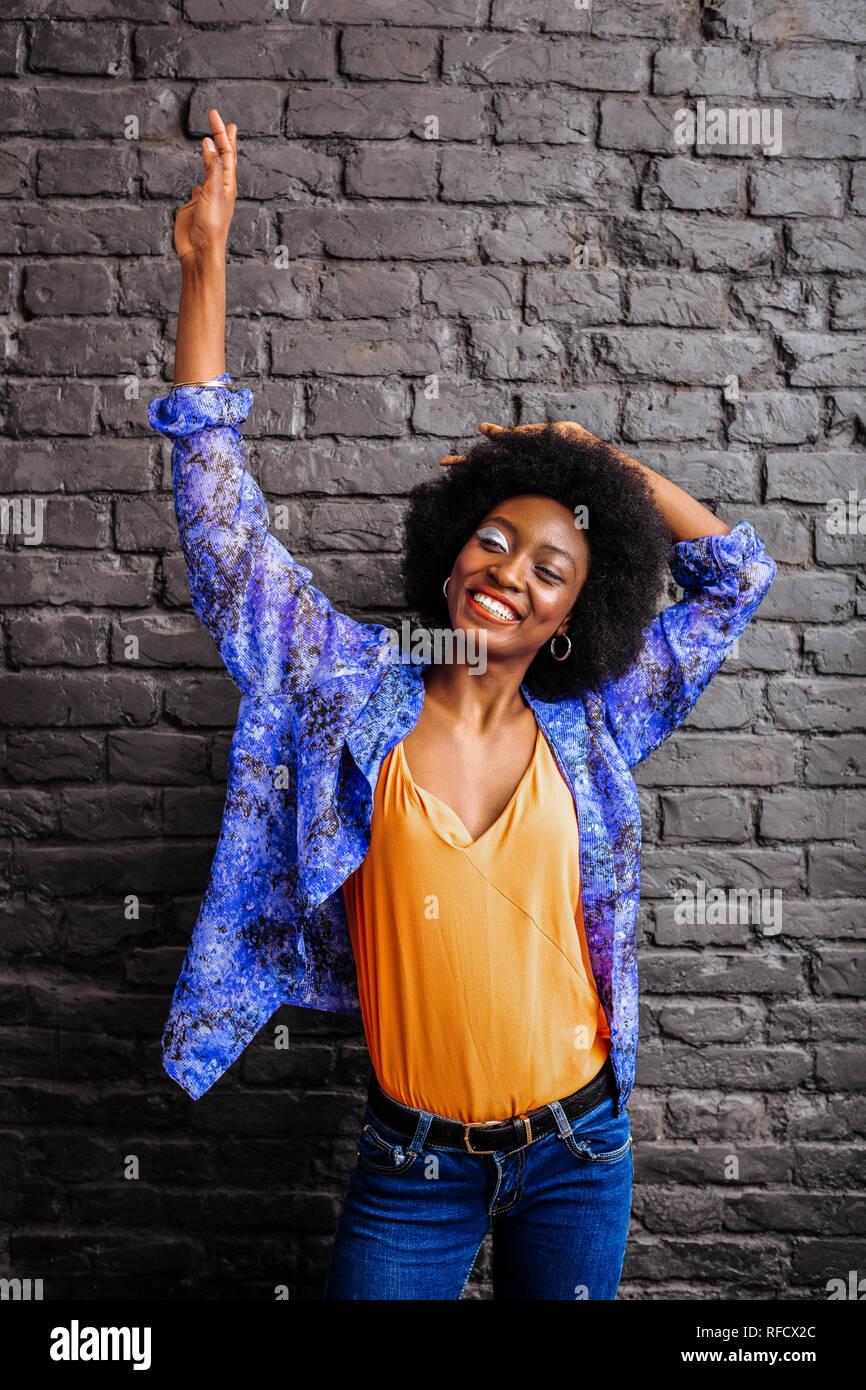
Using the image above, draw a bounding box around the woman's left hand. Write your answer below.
[439,419,597,466]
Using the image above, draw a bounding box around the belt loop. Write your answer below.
[410,1109,433,1155]
[547,1099,572,1140]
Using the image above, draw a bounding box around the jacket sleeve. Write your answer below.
[597,519,777,769]
[148,374,378,698]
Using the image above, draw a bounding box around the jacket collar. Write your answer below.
[344,656,588,794]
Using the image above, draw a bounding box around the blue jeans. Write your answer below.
[324,1083,633,1300]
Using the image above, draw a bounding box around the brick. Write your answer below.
[422,266,521,319]
[278,205,479,260]
[340,27,438,81]
[831,280,866,331]
[495,89,593,143]
[760,790,866,840]
[760,572,853,623]
[768,1002,864,1043]
[788,220,866,273]
[0,673,158,726]
[642,158,740,213]
[288,83,489,140]
[804,627,866,675]
[412,385,513,442]
[633,734,797,787]
[706,0,866,44]
[272,320,453,376]
[621,387,721,442]
[478,209,574,264]
[728,277,821,332]
[767,677,866,731]
[107,730,208,784]
[816,1046,866,1090]
[766,451,866,503]
[726,392,819,444]
[467,321,565,381]
[653,46,756,97]
[274,0,486,25]
[345,143,438,200]
[814,950,866,998]
[637,1045,811,1089]
[749,163,844,217]
[525,269,621,325]
[593,329,773,386]
[655,999,763,1043]
[23,260,114,315]
[442,147,638,208]
[305,379,408,437]
[518,389,616,442]
[726,1193,866,1233]
[809,848,866,898]
[162,675,241,728]
[136,25,333,80]
[0,789,57,838]
[8,613,108,666]
[794,1143,866,1188]
[625,272,725,327]
[57,787,161,840]
[660,791,751,842]
[781,333,866,386]
[110,616,222,668]
[805,737,866,786]
[319,264,418,319]
[0,554,155,606]
[679,674,764,729]
[5,731,105,782]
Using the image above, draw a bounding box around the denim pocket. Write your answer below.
[560,1097,633,1164]
[355,1107,421,1176]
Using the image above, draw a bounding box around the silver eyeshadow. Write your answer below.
[476,525,509,549]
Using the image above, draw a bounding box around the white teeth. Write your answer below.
[470,591,518,621]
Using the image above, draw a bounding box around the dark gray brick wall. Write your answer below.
[0,0,864,1300]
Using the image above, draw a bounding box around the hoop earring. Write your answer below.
[550,632,571,662]
[442,576,450,596]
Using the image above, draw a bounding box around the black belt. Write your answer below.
[366,1057,617,1155]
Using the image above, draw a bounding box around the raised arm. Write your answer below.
[148,110,379,698]
[592,443,776,768]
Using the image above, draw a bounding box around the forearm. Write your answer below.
[608,442,730,544]
[172,249,227,386]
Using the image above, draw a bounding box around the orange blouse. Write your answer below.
[341,723,611,1124]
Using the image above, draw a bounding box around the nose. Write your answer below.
[487,550,524,592]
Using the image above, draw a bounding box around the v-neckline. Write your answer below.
[396,722,542,849]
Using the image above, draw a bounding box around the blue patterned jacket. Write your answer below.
[148,374,777,1112]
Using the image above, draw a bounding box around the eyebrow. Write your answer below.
[482,515,577,571]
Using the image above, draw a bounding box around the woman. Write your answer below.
[149,110,777,1300]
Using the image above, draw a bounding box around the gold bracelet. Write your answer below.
[170,377,228,391]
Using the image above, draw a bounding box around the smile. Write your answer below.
[466,590,521,623]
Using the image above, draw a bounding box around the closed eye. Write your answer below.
[477,528,508,551]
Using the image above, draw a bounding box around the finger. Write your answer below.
[207,108,236,196]
[201,136,223,193]
[439,454,467,466]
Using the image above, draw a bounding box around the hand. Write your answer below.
[174,108,238,264]
[439,419,598,465]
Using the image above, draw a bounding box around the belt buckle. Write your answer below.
[462,1119,503,1154]
[463,1114,532,1153]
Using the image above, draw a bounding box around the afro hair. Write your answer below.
[402,422,674,701]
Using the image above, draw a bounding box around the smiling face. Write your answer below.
[445,493,590,666]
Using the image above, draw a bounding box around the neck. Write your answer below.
[421,659,533,734]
